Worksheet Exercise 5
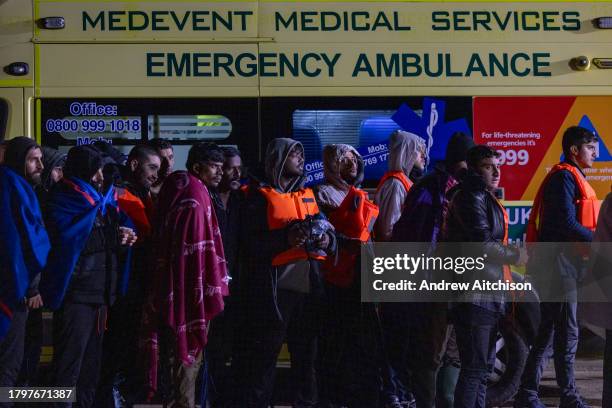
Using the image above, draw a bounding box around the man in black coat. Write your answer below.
[443,145,527,408]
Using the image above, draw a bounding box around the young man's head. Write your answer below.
[148,138,174,182]
[41,146,67,191]
[562,126,598,169]
[467,145,501,192]
[4,137,44,186]
[283,144,305,178]
[186,142,225,188]
[414,143,427,171]
[219,146,242,191]
[63,145,105,190]
[127,144,161,191]
[445,132,475,177]
[339,149,359,182]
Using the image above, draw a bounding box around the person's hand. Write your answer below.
[314,233,330,250]
[119,227,138,246]
[516,247,529,267]
[27,294,43,309]
[288,225,308,248]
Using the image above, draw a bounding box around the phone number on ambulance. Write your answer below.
[45,119,141,133]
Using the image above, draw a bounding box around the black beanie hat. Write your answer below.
[63,145,104,183]
[445,132,475,166]
[41,146,67,190]
[4,136,40,178]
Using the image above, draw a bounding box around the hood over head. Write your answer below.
[4,136,40,178]
[388,130,425,177]
[322,144,364,190]
[40,146,66,190]
[264,138,305,192]
[445,132,475,166]
[63,145,104,183]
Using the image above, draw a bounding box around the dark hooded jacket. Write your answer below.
[40,146,66,192]
[4,137,39,179]
[240,138,334,323]
[4,137,47,298]
[46,146,120,305]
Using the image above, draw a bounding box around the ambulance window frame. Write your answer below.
[39,97,260,166]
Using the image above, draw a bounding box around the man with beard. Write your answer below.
[142,142,228,408]
[314,144,381,407]
[98,144,161,406]
[147,138,175,200]
[40,145,136,407]
[207,146,243,407]
[0,137,50,403]
[17,146,66,387]
[232,138,335,408]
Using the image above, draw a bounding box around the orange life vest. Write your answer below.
[117,187,153,239]
[323,187,379,287]
[376,171,413,195]
[526,163,600,243]
[491,194,512,283]
[259,186,326,266]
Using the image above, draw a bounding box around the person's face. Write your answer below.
[157,147,175,179]
[90,168,104,191]
[50,167,63,183]
[283,146,304,178]
[130,154,161,190]
[572,141,597,169]
[25,147,44,185]
[220,155,242,191]
[414,147,427,171]
[475,157,501,192]
[339,151,358,182]
[194,160,224,188]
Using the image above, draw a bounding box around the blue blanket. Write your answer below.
[40,177,117,310]
[0,166,50,339]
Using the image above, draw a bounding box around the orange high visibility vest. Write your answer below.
[376,171,413,195]
[491,194,513,283]
[526,163,600,243]
[117,187,152,239]
[323,187,379,287]
[328,187,379,242]
[259,186,326,266]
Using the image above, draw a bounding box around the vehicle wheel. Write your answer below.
[486,318,529,407]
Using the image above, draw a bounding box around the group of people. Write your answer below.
[0,124,610,408]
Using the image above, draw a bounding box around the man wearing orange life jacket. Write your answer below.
[515,126,599,408]
[233,138,335,408]
[314,144,381,407]
[374,130,426,242]
[98,144,161,407]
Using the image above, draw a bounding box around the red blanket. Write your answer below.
[142,171,228,395]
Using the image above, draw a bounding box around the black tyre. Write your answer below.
[485,271,538,407]
[485,316,530,407]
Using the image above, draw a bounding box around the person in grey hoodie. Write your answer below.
[374,130,426,242]
[232,138,335,408]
